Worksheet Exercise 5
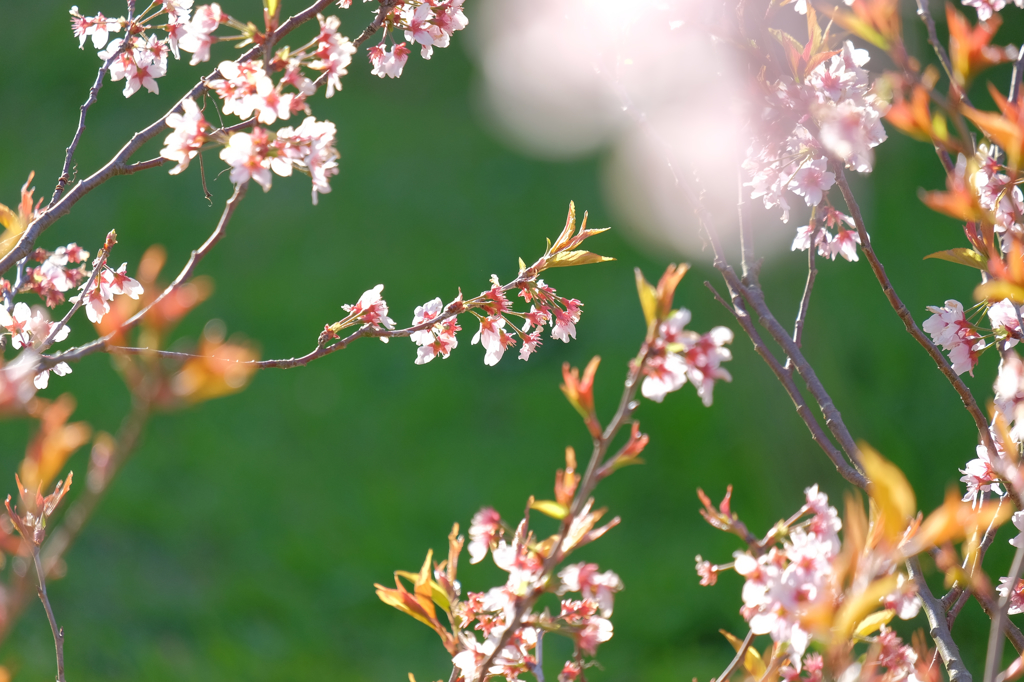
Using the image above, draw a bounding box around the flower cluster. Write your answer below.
[452,511,622,682]
[696,478,929,674]
[368,0,468,79]
[791,205,862,262]
[0,231,142,393]
[743,40,887,241]
[640,308,734,406]
[961,0,1024,21]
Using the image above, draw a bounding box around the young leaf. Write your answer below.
[924,248,987,270]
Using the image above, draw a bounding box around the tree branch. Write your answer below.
[908,555,973,682]
[715,630,754,682]
[704,281,865,487]
[31,544,66,682]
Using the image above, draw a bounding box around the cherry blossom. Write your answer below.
[369,43,411,79]
[558,563,623,616]
[179,3,222,65]
[341,284,395,332]
[467,507,503,564]
[161,98,210,174]
[220,129,273,191]
[69,6,121,50]
[788,158,835,207]
[989,298,1022,348]
[923,299,984,376]
[310,14,357,98]
[961,0,1024,20]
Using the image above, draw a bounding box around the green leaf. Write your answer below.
[924,247,987,270]
[545,250,615,268]
[518,257,527,273]
[530,499,569,520]
[853,609,895,637]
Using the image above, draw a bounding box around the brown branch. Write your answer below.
[352,0,398,48]
[831,165,1009,495]
[985,540,1024,682]
[704,280,866,488]
[0,0,335,278]
[31,544,66,682]
[973,588,1024,655]
[48,29,132,207]
[914,0,972,109]
[908,556,973,682]
[715,630,754,682]
[1011,45,1024,104]
[43,181,249,369]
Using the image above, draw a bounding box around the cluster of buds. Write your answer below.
[635,265,734,406]
[325,203,612,366]
[696,447,1010,678]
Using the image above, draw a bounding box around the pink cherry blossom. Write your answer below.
[342,284,396,331]
[923,299,984,376]
[220,129,273,191]
[161,98,210,174]
[558,563,623,616]
[788,158,835,207]
[468,507,503,564]
[369,42,411,79]
[69,7,121,50]
[179,3,222,65]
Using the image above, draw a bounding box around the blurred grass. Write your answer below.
[0,0,1020,680]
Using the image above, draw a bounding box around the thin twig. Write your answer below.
[985,538,1024,682]
[704,281,865,487]
[44,181,249,369]
[715,630,754,682]
[908,556,973,682]
[39,241,111,353]
[683,175,865,480]
[914,0,972,108]
[831,165,1010,499]
[31,544,66,682]
[973,587,1024,655]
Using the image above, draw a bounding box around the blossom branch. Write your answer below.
[791,223,819,354]
[0,0,337,278]
[39,232,113,353]
[31,543,66,682]
[475,349,647,680]
[42,181,248,370]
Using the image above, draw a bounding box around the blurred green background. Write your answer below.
[0,1,1019,679]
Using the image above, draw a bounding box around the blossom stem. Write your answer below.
[31,543,66,682]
